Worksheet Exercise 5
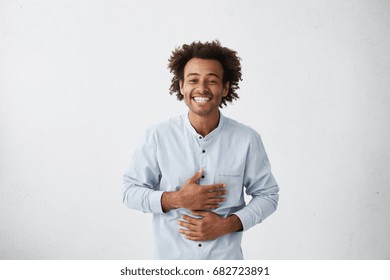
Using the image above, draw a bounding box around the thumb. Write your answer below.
[190,168,203,182]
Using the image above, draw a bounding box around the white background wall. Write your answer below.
[1,0,389,259]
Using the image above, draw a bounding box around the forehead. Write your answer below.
[183,58,224,77]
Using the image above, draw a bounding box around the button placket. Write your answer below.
[197,137,207,253]
[199,140,207,183]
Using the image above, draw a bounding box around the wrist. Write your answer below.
[161,191,181,212]
[224,214,243,233]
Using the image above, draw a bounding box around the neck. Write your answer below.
[188,111,220,137]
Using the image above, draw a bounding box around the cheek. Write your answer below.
[182,89,192,103]
[182,86,194,98]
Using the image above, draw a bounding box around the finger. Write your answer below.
[181,214,200,225]
[180,230,208,241]
[202,200,225,209]
[183,234,203,241]
[179,229,202,240]
[178,228,195,236]
[202,205,220,210]
[191,210,208,217]
[205,199,226,207]
[207,192,227,199]
[190,168,203,182]
[177,220,196,230]
[205,202,220,207]
[204,184,227,192]
[178,227,199,235]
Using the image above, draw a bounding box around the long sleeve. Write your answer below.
[122,130,164,214]
[122,114,279,259]
[232,133,279,231]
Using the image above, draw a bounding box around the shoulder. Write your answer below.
[146,115,183,134]
[223,116,262,141]
[222,116,267,154]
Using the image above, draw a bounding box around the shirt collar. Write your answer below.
[183,111,225,141]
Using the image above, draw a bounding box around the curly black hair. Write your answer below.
[168,40,242,107]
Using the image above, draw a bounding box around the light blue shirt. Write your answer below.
[122,112,279,259]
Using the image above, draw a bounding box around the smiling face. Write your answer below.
[180,58,229,118]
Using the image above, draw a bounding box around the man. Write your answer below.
[123,40,279,259]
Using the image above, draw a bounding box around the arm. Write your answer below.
[123,132,227,214]
[179,133,278,240]
[178,211,242,241]
[233,133,279,231]
[122,131,164,214]
[162,169,227,212]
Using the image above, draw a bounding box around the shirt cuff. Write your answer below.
[232,207,262,231]
[149,191,164,214]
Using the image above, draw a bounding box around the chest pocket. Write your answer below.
[215,170,244,206]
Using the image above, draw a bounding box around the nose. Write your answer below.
[196,81,207,94]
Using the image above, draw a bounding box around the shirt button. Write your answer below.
[198,244,202,247]
[199,136,202,139]
[202,150,205,153]
[201,175,205,179]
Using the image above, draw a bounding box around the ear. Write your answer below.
[179,80,184,95]
[223,81,229,97]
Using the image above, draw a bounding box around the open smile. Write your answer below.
[192,97,211,103]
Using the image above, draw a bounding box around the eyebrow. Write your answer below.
[186,73,221,79]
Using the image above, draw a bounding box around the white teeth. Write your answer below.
[193,97,210,102]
